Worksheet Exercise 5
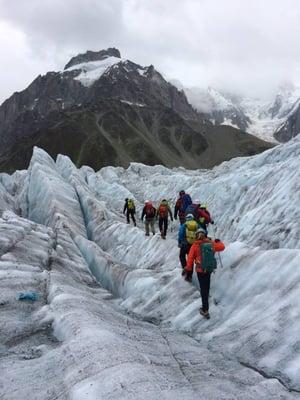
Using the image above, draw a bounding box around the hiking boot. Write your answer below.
[199,308,210,319]
[152,232,155,235]
[134,223,137,227]
[181,269,186,277]
[145,233,150,236]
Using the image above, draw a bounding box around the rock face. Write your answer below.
[64,47,121,70]
[184,87,251,132]
[0,48,272,172]
[274,103,300,142]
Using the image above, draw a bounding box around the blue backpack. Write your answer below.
[180,194,192,212]
[185,204,198,219]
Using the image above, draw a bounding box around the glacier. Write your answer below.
[0,137,300,399]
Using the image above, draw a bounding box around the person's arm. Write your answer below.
[186,244,196,272]
[123,202,127,214]
[168,206,173,220]
[178,224,185,245]
[141,207,145,220]
[213,240,225,252]
[174,199,180,219]
[156,207,159,218]
[199,209,211,223]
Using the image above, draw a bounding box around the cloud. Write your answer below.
[0,0,300,103]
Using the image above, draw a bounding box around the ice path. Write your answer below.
[1,141,300,398]
[2,213,294,400]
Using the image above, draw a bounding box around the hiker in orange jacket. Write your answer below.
[184,228,225,319]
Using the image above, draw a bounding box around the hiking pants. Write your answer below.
[126,210,136,225]
[158,217,168,236]
[197,272,211,312]
[179,243,192,268]
[145,218,155,235]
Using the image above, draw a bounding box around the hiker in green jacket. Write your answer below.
[123,198,137,226]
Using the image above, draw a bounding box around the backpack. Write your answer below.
[180,194,192,212]
[158,204,168,218]
[145,204,155,218]
[185,204,199,219]
[185,220,198,244]
[200,243,217,273]
[127,199,135,210]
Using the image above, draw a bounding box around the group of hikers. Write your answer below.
[123,191,225,319]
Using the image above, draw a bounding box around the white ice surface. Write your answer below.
[63,56,123,87]
[0,140,300,399]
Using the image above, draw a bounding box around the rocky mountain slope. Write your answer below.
[0,48,272,172]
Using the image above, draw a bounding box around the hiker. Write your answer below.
[198,204,214,234]
[185,200,214,233]
[178,214,199,274]
[123,198,137,226]
[185,199,202,221]
[184,228,225,319]
[174,190,192,224]
[157,199,173,239]
[141,201,156,236]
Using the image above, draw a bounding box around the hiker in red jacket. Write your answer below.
[198,204,214,234]
[157,199,173,239]
[141,201,156,236]
[184,228,225,319]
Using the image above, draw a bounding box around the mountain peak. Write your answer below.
[64,48,121,70]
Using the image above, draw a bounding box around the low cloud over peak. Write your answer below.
[0,0,300,103]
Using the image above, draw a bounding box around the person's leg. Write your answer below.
[159,218,163,235]
[197,272,210,312]
[163,218,168,236]
[145,220,150,235]
[150,219,155,234]
[179,244,189,268]
[126,211,130,223]
[131,211,136,226]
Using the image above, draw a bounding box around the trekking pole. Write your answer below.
[211,223,224,269]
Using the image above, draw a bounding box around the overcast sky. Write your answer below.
[0,0,300,104]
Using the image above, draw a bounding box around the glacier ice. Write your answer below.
[0,137,300,399]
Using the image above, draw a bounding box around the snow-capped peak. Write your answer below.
[63,56,124,87]
[207,87,236,111]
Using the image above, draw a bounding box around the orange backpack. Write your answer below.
[158,204,168,218]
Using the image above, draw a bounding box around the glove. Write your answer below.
[211,220,214,224]
[171,219,174,222]
[185,271,193,282]
[215,238,220,243]
[174,216,177,220]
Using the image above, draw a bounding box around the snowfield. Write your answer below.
[0,137,300,399]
